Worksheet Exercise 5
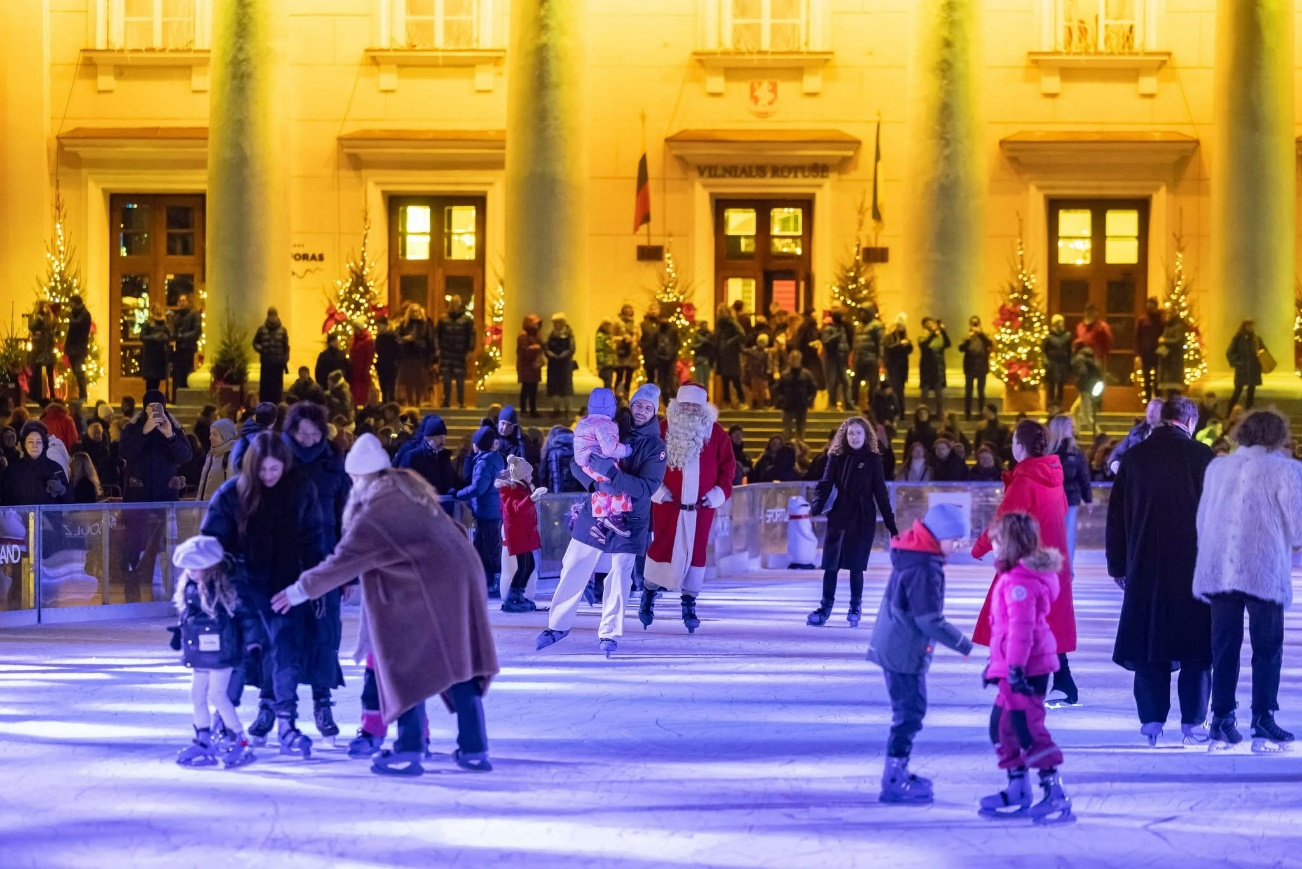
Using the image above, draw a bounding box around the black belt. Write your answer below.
[678,503,698,512]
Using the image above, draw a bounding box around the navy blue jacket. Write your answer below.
[571,415,667,554]
[119,412,191,503]
[283,434,350,551]
[456,449,505,520]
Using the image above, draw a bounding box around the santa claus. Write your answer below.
[640,382,736,632]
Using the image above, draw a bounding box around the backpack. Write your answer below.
[655,330,676,363]
[547,431,585,493]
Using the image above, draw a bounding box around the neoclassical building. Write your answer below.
[0,0,1296,406]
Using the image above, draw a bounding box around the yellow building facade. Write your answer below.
[0,0,1296,405]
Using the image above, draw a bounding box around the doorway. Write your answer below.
[108,194,206,401]
[713,198,814,321]
[1047,198,1149,390]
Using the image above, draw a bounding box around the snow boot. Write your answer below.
[638,587,658,629]
[979,768,1032,818]
[1027,769,1075,825]
[277,716,313,759]
[176,726,218,767]
[1251,713,1294,753]
[247,701,275,748]
[807,599,833,627]
[501,588,536,613]
[453,748,493,772]
[219,733,257,769]
[1209,713,1244,752]
[348,729,384,759]
[486,577,501,600]
[599,638,617,658]
[535,628,570,650]
[371,749,424,777]
[1181,722,1210,746]
[846,601,862,628]
[681,594,700,634]
[1140,722,1164,747]
[313,698,339,744]
[879,756,933,805]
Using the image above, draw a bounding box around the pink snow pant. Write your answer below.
[992,681,1063,771]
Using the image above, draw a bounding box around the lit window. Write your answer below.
[400,205,431,261]
[107,0,207,51]
[1104,209,1139,264]
[445,205,477,260]
[724,208,756,258]
[396,0,481,50]
[770,207,803,256]
[725,278,756,312]
[1056,209,1092,265]
[1052,0,1149,54]
[722,0,808,52]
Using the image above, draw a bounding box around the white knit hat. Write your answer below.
[345,432,391,475]
[676,383,708,405]
[173,535,225,570]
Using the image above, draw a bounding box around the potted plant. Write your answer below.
[209,320,250,412]
[0,326,28,406]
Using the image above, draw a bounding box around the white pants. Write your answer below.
[190,667,242,733]
[548,540,636,640]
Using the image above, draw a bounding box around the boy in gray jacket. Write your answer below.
[868,502,973,805]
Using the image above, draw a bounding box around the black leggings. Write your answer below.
[510,550,535,592]
[821,568,864,605]
[519,382,539,416]
[721,375,744,404]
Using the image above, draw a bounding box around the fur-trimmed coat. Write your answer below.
[294,469,499,723]
[985,550,1063,679]
[1193,445,1302,607]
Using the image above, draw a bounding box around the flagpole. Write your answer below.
[641,109,651,247]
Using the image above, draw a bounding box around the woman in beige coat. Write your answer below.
[273,433,499,777]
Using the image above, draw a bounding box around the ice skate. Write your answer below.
[879,756,933,805]
[501,588,537,613]
[806,599,833,627]
[599,638,617,658]
[1140,722,1164,747]
[175,726,218,768]
[486,578,501,600]
[979,769,1032,818]
[638,588,658,629]
[371,749,424,777]
[348,729,384,759]
[535,628,570,650]
[277,718,313,759]
[453,749,493,772]
[1208,714,1244,752]
[681,594,700,633]
[247,702,275,748]
[846,601,862,628]
[1181,722,1210,746]
[1027,769,1075,825]
[313,698,339,744]
[219,733,256,769]
[1251,714,1294,753]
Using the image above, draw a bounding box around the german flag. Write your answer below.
[633,153,651,232]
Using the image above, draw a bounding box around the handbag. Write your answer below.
[1258,345,1277,375]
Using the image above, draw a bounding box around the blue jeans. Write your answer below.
[395,679,488,754]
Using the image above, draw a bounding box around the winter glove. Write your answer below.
[700,486,726,509]
[529,486,549,502]
[1007,665,1035,696]
[45,478,66,498]
[651,484,672,505]
[167,625,182,651]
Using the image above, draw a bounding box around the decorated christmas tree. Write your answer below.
[653,249,695,362]
[475,276,504,390]
[1162,238,1206,385]
[322,216,386,352]
[990,236,1049,390]
[830,196,878,328]
[38,193,103,392]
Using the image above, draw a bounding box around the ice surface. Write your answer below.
[2,565,1301,869]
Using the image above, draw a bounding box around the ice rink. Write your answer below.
[2,564,1301,869]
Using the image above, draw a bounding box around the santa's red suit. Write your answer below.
[644,385,736,594]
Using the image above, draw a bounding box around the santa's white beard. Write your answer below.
[664,400,718,470]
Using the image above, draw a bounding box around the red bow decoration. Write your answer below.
[322,304,347,334]
[1004,359,1032,386]
[369,303,390,320]
[994,304,1022,331]
[682,302,697,322]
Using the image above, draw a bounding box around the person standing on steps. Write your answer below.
[715,306,746,409]
[1042,315,1073,409]
[347,325,375,408]
[253,307,290,404]
[882,315,912,420]
[537,384,666,657]
[64,295,93,402]
[543,313,577,419]
[1135,297,1165,404]
[1072,303,1114,374]
[806,416,897,627]
[1226,320,1266,411]
[139,306,171,395]
[959,316,992,421]
[516,315,544,418]
[171,293,202,392]
[851,305,884,411]
[917,317,950,417]
[374,316,399,405]
[27,301,57,403]
[315,334,349,392]
[436,295,476,409]
[639,383,735,634]
[1106,396,1214,748]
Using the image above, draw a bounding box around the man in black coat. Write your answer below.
[253,307,290,403]
[958,316,992,420]
[65,295,93,402]
[314,334,349,390]
[917,317,951,417]
[1106,395,1214,744]
[1134,296,1165,404]
[436,295,476,409]
[171,293,202,390]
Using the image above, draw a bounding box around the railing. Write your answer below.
[1,484,1112,625]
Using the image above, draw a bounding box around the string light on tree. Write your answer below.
[1161,238,1206,385]
[990,234,1049,390]
[322,215,385,357]
[476,276,505,390]
[38,192,103,391]
[654,249,695,362]
[830,195,879,329]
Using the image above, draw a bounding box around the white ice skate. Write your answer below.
[1027,770,1075,825]
[879,757,934,805]
[979,769,1033,819]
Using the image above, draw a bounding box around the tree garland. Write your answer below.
[991,236,1048,390]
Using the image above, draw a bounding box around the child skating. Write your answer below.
[572,387,632,544]
[978,511,1074,824]
[497,455,547,613]
[867,503,973,804]
[171,535,257,769]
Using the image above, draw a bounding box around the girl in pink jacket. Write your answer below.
[979,512,1074,824]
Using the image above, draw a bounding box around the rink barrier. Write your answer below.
[0,487,1111,625]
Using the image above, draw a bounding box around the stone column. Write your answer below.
[1211,0,1295,381]
[206,0,290,353]
[502,0,589,378]
[903,0,982,332]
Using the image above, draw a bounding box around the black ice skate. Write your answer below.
[535,628,570,650]
[681,594,700,633]
[277,717,313,759]
[846,600,862,628]
[453,749,493,772]
[175,726,218,768]
[501,588,537,613]
[348,729,384,759]
[313,698,339,744]
[247,702,275,748]
[372,749,424,777]
[1209,714,1244,752]
[807,599,833,627]
[1251,713,1294,753]
[638,587,658,629]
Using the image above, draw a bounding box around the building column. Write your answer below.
[206,0,290,358]
[1211,0,1295,382]
[903,0,982,332]
[502,0,589,380]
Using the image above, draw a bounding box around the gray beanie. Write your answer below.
[922,503,966,542]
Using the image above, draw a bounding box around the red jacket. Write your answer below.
[41,406,79,450]
[499,482,541,555]
[348,334,375,407]
[984,553,1062,679]
[971,454,1076,652]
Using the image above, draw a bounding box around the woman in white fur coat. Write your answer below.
[1193,409,1302,752]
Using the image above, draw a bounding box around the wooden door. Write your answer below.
[714,198,813,321]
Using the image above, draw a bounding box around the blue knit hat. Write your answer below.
[922,503,966,542]
[588,388,617,419]
[473,425,497,452]
[631,382,661,409]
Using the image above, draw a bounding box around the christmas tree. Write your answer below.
[323,216,385,352]
[654,249,695,362]
[475,276,504,390]
[830,196,878,328]
[37,193,103,392]
[990,236,1049,390]
[1162,238,1206,385]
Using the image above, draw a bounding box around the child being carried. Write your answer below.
[573,387,632,545]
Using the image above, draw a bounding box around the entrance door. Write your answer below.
[1047,199,1149,390]
[388,195,487,401]
[714,199,813,320]
[109,194,206,401]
